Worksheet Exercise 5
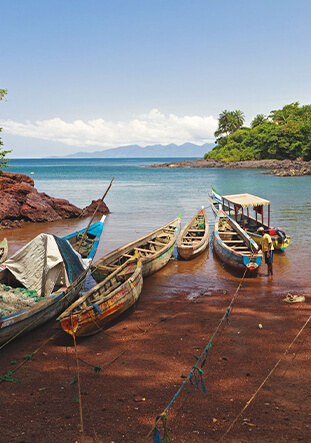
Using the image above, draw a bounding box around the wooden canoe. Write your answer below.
[213,210,262,273]
[58,257,143,337]
[209,187,290,251]
[91,216,181,282]
[177,207,209,260]
[0,238,8,264]
[0,216,106,346]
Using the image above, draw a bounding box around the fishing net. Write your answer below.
[0,284,45,318]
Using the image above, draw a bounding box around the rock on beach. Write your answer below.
[148,159,311,175]
[0,171,109,229]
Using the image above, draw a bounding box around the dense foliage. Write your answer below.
[205,102,311,161]
[0,89,11,172]
[214,110,245,137]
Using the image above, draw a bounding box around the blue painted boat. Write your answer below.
[209,187,290,251]
[213,210,262,274]
[0,215,106,346]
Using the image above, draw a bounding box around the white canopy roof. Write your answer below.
[222,193,270,208]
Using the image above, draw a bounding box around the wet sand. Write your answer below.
[0,221,310,442]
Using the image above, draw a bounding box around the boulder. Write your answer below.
[82,199,110,217]
[0,172,110,229]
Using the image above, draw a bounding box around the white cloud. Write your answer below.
[0,109,217,149]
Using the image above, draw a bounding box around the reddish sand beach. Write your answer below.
[0,232,310,442]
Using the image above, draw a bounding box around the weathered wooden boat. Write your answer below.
[91,216,181,282]
[209,187,290,251]
[58,257,143,337]
[177,207,209,260]
[63,218,105,259]
[0,238,8,264]
[0,215,106,346]
[213,210,262,273]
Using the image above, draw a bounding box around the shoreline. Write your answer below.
[148,159,311,176]
[0,248,309,442]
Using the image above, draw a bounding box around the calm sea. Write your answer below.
[5,158,311,293]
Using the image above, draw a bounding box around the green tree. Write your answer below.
[0,89,11,173]
[205,102,311,162]
[269,102,300,124]
[214,109,245,138]
[251,114,268,128]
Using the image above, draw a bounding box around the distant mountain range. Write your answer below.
[58,142,215,158]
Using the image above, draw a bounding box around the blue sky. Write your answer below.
[1,0,310,157]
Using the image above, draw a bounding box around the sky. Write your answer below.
[1,0,311,157]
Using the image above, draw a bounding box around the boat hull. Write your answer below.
[92,217,181,282]
[0,271,88,345]
[59,261,143,337]
[213,210,262,274]
[209,193,290,251]
[248,232,290,251]
[0,217,105,346]
[0,239,8,264]
[177,208,209,260]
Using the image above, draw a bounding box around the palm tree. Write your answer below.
[251,114,268,128]
[214,109,245,137]
[232,110,245,131]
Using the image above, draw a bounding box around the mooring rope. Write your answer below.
[220,313,311,441]
[72,324,85,442]
[0,331,61,383]
[143,264,250,442]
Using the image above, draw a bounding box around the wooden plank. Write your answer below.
[219,231,237,235]
[222,239,244,243]
[148,240,165,247]
[97,264,119,271]
[134,247,153,254]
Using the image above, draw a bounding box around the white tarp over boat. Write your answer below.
[0,234,89,298]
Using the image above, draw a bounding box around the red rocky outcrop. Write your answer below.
[0,172,110,229]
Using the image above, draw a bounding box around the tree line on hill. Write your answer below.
[204,102,311,162]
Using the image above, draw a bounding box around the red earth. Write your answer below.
[0,247,310,443]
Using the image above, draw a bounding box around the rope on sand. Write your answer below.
[144,266,250,443]
[0,331,61,383]
[71,324,85,441]
[220,313,311,441]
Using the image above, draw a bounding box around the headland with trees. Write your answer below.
[205,102,311,162]
[150,102,311,175]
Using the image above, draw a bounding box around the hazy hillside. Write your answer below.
[62,142,215,158]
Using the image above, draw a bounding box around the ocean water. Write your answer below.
[5,158,311,292]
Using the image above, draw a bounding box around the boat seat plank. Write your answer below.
[95,264,119,272]
[222,239,244,243]
[219,231,238,235]
[134,247,154,254]
[148,240,165,247]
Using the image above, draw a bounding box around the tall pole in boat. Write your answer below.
[242,207,245,229]
[77,177,114,253]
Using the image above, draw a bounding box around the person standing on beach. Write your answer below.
[257,227,274,276]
